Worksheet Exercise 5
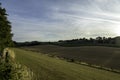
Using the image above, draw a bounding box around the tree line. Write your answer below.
[14,36,120,47]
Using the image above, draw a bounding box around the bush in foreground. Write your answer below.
[0,48,33,80]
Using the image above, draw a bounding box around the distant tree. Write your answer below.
[96,37,103,43]
[0,3,13,53]
[89,38,94,43]
[102,37,106,43]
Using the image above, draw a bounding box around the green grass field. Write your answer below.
[13,48,120,80]
[22,45,120,70]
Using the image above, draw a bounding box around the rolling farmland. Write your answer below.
[14,48,120,80]
[22,45,120,70]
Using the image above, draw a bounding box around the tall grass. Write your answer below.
[0,48,33,80]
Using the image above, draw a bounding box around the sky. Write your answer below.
[1,0,120,42]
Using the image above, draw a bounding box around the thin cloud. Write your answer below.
[1,0,120,41]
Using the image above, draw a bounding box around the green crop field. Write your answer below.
[13,48,120,80]
[22,45,120,70]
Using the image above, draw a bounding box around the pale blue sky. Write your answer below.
[1,0,120,42]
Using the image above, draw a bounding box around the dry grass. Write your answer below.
[3,48,15,60]
[0,48,33,80]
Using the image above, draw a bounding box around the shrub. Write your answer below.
[0,48,33,80]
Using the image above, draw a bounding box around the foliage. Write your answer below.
[0,3,13,53]
[0,48,33,80]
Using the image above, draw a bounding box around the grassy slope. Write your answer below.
[13,48,120,80]
[23,45,120,70]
